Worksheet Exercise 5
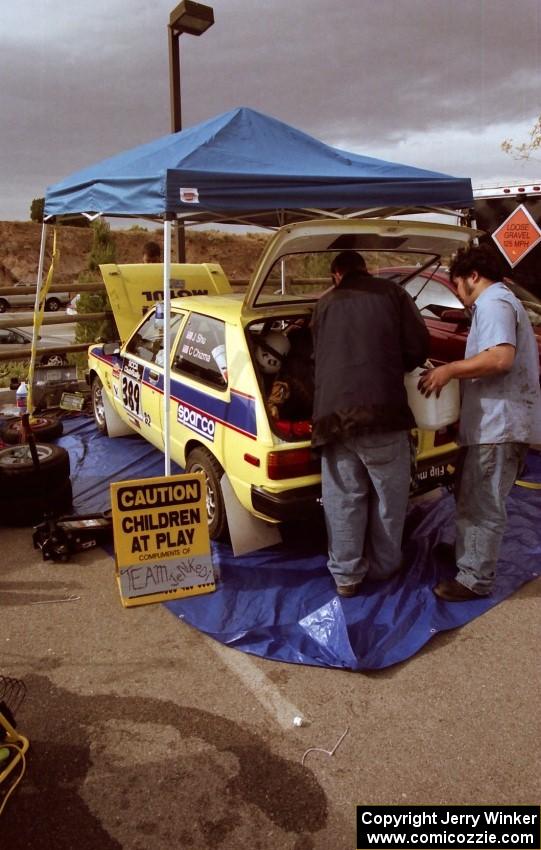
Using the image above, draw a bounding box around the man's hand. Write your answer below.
[417,364,453,398]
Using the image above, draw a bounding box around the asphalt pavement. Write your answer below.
[1,524,540,849]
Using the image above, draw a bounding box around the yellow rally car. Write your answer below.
[88,218,476,539]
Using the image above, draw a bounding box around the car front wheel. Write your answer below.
[92,376,108,435]
[186,447,227,540]
[45,297,61,312]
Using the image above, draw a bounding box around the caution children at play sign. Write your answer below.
[110,473,215,607]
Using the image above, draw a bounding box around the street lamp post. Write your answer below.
[168,1,214,262]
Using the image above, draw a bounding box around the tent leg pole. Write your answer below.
[163,219,172,476]
[27,222,48,408]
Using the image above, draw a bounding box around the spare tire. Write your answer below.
[0,443,70,497]
[1,415,63,445]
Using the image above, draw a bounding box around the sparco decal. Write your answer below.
[177,403,215,441]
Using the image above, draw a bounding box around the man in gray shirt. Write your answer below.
[419,244,541,601]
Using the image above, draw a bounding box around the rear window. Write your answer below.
[254,250,445,307]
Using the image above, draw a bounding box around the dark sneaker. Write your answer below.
[336,581,363,598]
[433,578,486,602]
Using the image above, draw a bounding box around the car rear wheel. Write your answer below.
[0,299,7,313]
[186,447,227,540]
[45,297,61,312]
[92,376,108,435]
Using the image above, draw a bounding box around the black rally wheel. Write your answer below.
[92,376,108,435]
[0,415,63,445]
[0,443,70,496]
[185,447,228,540]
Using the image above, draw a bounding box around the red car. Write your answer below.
[379,266,541,369]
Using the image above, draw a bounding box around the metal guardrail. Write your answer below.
[0,282,105,297]
[0,312,109,329]
[0,278,248,359]
[0,277,325,364]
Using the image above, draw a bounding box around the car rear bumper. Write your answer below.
[251,483,322,522]
[251,449,457,523]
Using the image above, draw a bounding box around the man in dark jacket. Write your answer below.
[311,250,429,597]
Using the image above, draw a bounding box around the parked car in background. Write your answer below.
[0,326,68,365]
[0,283,71,313]
[378,265,541,370]
[88,218,478,540]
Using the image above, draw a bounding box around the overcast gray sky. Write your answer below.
[1,0,540,221]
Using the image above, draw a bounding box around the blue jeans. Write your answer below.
[454,443,527,595]
[321,431,411,587]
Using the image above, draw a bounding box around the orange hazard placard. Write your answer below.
[492,204,541,267]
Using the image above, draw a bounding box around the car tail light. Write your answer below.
[274,419,312,439]
[267,448,320,480]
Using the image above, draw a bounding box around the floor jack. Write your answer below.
[32,511,113,562]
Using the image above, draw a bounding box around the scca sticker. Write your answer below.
[177,403,215,441]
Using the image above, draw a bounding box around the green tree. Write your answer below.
[30,197,44,222]
[88,219,117,271]
[74,220,119,343]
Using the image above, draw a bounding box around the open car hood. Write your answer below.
[242,218,481,311]
[99,262,231,341]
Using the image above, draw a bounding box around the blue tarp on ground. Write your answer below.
[44,107,473,222]
[58,416,541,670]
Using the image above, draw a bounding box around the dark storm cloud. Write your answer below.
[1,0,540,219]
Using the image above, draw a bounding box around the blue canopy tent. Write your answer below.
[41,106,474,473]
[44,106,473,226]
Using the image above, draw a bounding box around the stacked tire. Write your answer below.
[0,415,63,445]
[0,443,72,526]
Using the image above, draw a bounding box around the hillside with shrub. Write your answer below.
[0,221,269,289]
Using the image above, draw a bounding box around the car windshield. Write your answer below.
[260,250,442,303]
[379,265,541,326]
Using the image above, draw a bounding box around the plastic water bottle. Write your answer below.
[16,381,28,415]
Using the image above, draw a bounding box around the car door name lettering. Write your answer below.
[177,403,215,441]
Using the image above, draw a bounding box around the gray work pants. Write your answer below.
[454,443,528,595]
[321,431,411,588]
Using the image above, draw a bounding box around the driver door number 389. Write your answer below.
[121,374,143,420]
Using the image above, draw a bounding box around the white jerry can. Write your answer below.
[404,367,460,430]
